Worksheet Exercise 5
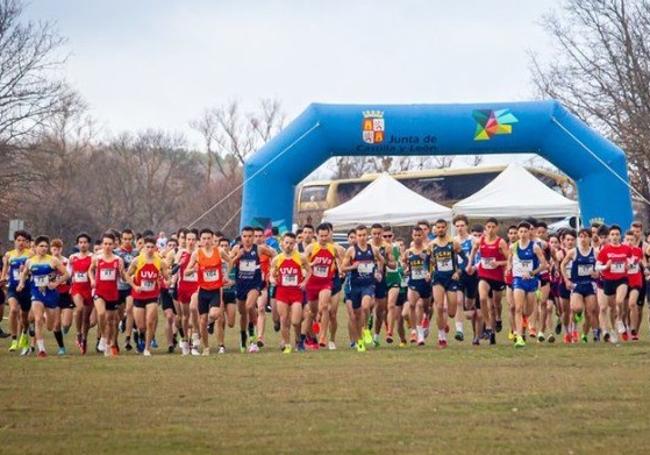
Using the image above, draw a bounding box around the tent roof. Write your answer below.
[322,173,451,229]
[452,162,579,219]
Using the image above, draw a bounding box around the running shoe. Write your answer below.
[179,340,189,355]
[248,343,259,353]
[218,345,226,354]
[603,331,611,343]
[297,341,306,352]
[581,334,588,343]
[495,319,503,333]
[20,346,31,356]
[522,315,529,329]
[472,337,480,346]
[489,331,496,345]
[438,339,448,349]
[312,321,320,335]
[273,320,281,332]
[410,330,417,344]
[594,328,602,342]
[0,327,9,338]
[356,340,366,352]
[202,347,210,356]
[508,331,515,341]
[8,339,17,352]
[514,335,526,348]
[563,334,571,344]
[151,338,159,349]
[417,336,425,347]
[547,333,556,344]
[167,345,175,354]
[622,331,629,342]
[363,329,373,346]
[328,341,336,351]
[609,333,618,344]
[555,321,562,335]
[136,339,145,354]
[256,337,265,348]
[631,331,639,341]
[191,347,200,356]
[372,334,380,348]
[386,332,393,344]
[282,345,292,354]
[573,312,584,324]
[454,331,464,342]
[529,328,537,338]
[125,341,133,352]
[571,331,579,343]
[57,347,66,356]
[399,341,407,348]
[37,350,47,358]
[111,345,119,356]
[97,338,107,353]
[422,317,430,338]
[143,349,152,357]
[537,333,545,343]
[18,333,28,350]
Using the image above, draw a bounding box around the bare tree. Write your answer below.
[530,0,650,220]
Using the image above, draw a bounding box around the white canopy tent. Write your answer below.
[452,162,579,219]
[322,173,452,229]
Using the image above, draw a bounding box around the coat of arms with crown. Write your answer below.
[362,110,385,144]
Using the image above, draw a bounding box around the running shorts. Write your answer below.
[374,279,387,299]
[275,287,303,304]
[159,290,175,313]
[432,274,459,291]
[8,287,32,312]
[58,293,75,310]
[603,278,628,296]
[572,282,596,297]
[480,278,506,293]
[348,285,375,310]
[198,288,221,315]
[512,277,539,294]
[408,280,432,299]
[305,283,332,302]
[235,281,262,301]
[31,288,59,309]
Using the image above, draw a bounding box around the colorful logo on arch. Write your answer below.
[473,109,518,141]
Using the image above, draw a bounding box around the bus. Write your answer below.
[296,165,574,226]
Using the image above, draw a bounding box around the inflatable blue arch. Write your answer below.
[241,101,632,230]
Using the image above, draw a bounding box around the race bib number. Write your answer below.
[481,257,496,270]
[239,259,257,273]
[517,259,533,274]
[11,269,20,281]
[33,275,49,287]
[400,276,408,287]
[184,271,198,282]
[629,263,640,274]
[100,268,116,281]
[578,264,593,277]
[437,258,453,272]
[313,265,329,278]
[203,268,220,282]
[141,280,156,292]
[282,274,298,286]
[412,268,427,280]
[611,261,626,274]
[564,261,573,278]
[73,272,88,283]
[357,262,374,275]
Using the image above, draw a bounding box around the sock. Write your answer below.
[62,325,70,335]
[28,327,35,337]
[54,330,64,348]
[438,329,445,340]
[12,335,16,341]
[37,339,45,351]
[416,325,423,338]
[300,333,306,343]
[455,321,463,332]
[373,333,379,341]
[240,330,247,345]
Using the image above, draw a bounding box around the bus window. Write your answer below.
[299,185,329,203]
[337,181,372,203]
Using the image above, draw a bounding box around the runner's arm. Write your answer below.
[88,258,97,289]
[184,251,199,275]
[532,245,549,276]
[300,255,312,288]
[16,259,30,291]
[0,253,8,283]
[340,248,357,272]
[559,249,575,281]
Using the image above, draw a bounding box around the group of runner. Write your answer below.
[1,216,648,357]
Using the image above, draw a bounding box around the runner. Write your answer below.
[369,223,394,347]
[403,226,432,346]
[556,230,577,343]
[218,237,238,354]
[127,236,170,356]
[69,233,93,354]
[561,228,599,344]
[504,225,518,341]
[596,225,631,343]
[114,229,137,351]
[532,221,554,342]
[624,230,645,341]
[386,235,408,347]
[254,227,274,348]
[303,223,341,348]
[184,228,232,355]
[508,222,548,348]
[327,223,346,350]
[452,215,473,342]
[230,226,276,352]
[468,218,509,345]
[17,236,69,357]
[176,228,200,355]
[341,225,384,352]
[297,224,315,253]
[2,230,32,353]
[429,219,463,348]
[342,229,357,348]
[88,232,127,356]
[50,239,72,355]
[161,237,178,353]
[270,232,311,353]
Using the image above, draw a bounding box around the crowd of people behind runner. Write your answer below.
[1,215,648,357]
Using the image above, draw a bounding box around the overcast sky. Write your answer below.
[27,0,561,171]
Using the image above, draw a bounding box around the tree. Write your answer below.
[0,0,66,221]
[530,0,650,220]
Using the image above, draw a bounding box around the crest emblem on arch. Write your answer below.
[362,110,385,144]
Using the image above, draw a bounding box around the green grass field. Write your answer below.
[2,308,650,454]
